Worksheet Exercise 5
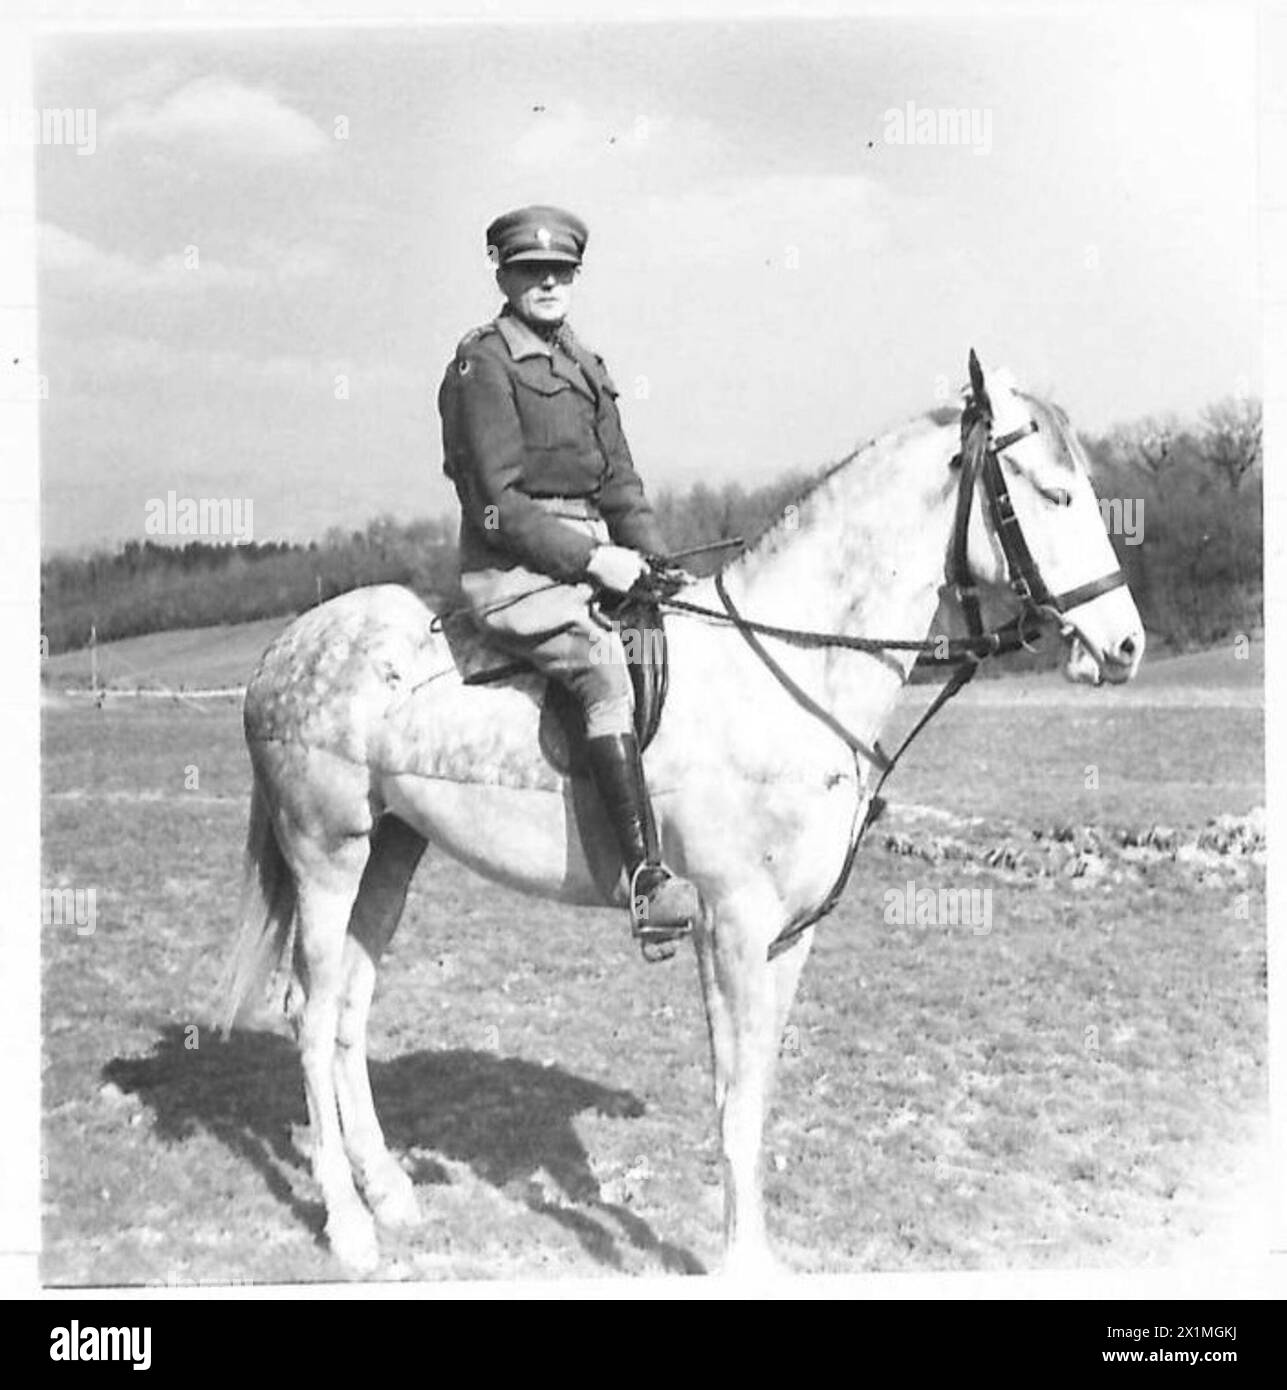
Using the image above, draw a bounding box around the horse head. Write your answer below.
[939,350,1144,686]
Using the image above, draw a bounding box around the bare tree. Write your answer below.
[1098,413,1182,478]
[1200,396,1262,491]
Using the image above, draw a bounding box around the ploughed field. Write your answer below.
[41,639,1266,1284]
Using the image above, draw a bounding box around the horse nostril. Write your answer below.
[1118,636,1136,660]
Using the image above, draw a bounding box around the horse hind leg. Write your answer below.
[283,829,380,1272]
[332,815,427,1231]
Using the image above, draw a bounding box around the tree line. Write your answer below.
[41,397,1261,665]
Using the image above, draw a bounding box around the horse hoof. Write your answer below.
[370,1177,421,1231]
[327,1213,381,1274]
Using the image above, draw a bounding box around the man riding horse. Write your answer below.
[438,204,699,948]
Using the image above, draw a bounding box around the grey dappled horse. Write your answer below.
[222,359,1144,1275]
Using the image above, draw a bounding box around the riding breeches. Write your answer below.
[458,506,635,738]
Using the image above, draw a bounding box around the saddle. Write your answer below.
[444,593,670,776]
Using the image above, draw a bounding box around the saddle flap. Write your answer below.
[438,609,531,686]
[442,597,670,771]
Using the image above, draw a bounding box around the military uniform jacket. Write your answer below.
[439,307,666,582]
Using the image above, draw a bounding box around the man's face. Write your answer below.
[497,260,577,330]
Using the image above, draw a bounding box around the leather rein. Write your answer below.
[659,396,1128,959]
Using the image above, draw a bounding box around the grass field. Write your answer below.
[40,636,1266,1284]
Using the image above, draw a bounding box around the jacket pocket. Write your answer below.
[513,373,587,450]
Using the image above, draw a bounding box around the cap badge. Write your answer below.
[535,226,552,250]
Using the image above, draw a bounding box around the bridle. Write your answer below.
[663,388,1129,684]
[948,388,1127,660]
[658,382,1129,959]
[662,394,1127,670]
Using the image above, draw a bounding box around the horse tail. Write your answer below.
[218,772,299,1036]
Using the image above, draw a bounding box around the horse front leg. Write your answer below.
[769,929,816,1061]
[696,884,790,1279]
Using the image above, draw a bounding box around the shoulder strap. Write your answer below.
[455,321,499,356]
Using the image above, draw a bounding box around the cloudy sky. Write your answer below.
[36,9,1259,553]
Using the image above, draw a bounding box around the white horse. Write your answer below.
[221,357,1144,1276]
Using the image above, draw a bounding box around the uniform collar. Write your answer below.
[495,305,561,361]
[494,307,596,399]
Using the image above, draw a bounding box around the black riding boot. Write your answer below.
[584,733,699,941]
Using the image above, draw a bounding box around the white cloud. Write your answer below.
[105,75,330,162]
[244,234,342,282]
[39,223,256,294]
[39,224,341,298]
[47,327,421,398]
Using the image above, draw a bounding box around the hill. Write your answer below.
[42,616,293,692]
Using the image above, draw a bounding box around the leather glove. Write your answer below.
[585,544,648,594]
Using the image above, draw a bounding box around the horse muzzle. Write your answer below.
[1061,624,1145,686]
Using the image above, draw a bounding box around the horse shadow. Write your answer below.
[102,1024,704,1277]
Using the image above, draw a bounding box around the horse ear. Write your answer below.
[968,348,985,399]
[966,348,993,421]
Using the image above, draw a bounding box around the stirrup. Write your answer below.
[629,862,697,964]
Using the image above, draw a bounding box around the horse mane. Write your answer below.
[726,388,1080,572]
[733,405,962,565]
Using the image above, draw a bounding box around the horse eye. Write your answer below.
[1030,476,1072,506]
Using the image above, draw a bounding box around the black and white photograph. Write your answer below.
[6,0,1283,1302]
